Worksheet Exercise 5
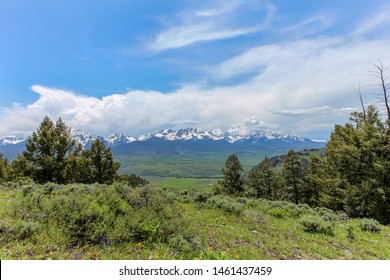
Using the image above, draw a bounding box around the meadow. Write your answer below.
[114,149,289,178]
[1,179,389,260]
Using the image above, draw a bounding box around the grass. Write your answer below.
[158,177,219,193]
[115,150,285,178]
[1,182,389,260]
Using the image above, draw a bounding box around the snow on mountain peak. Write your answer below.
[0,120,314,150]
[0,136,25,146]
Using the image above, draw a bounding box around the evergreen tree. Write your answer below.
[63,146,93,184]
[301,155,326,207]
[89,139,120,184]
[0,153,9,182]
[247,157,278,199]
[219,154,244,195]
[282,150,304,204]
[326,105,390,223]
[9,155,34,180]
[117,173,149,188]
[22,116,77,183]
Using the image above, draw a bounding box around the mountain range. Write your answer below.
[0,127,325,160]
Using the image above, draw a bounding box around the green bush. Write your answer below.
[204,195,245,215]
[13,219,40,240]
[299,215,335,235]
[268,208,287,219]
[201,250,230,260]
[360,218,381,233]
[346,224,355,240]
[314,207,338,222]
[7,183,190,246]
[168,234,192,253]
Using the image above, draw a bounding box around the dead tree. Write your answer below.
[370,60,390,121]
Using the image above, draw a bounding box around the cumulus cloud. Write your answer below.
[2,4,390,140]
[228,117,279,135]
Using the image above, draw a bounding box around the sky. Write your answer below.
[1,0,390,140]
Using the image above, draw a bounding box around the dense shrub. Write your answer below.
[6,183,190,245]
[202,195,245,215]
[266,200,315,218]
[359,218,381,233]
[299,215,335,235]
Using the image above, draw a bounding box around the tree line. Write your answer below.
[219,62,390,224]
[0,116,147,187]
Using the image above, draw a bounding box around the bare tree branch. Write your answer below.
[354,81,366,121]
[371,59,390,122]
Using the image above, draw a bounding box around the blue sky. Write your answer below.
[1,0,390,139]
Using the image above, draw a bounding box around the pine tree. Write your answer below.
[219,154,244,195]
[9,155,34,180]
[282,150,304,204]
[0,153,9,182]
[89,139,120,184]
[301,155,325,207]
[326,105,390,223]
[247,157,278,199]
[22,116,77,183]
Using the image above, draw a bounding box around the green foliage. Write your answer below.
[346,224,355,240]
[326,105,390,224]
[13,220,40,240]
[0,153,10,182]
[1,184,390,260]
[219,154,244,195]
[116,173,149,188]
[168,234,194,253]
[282,150,305,204]
[247,157,280,200]
[201,195,245,215]
[89,139,119,184]
[299,215,335,235]
[21,116,78,183]
[4,183,188,246]
[359,218,381,233]
[201,250,230,260]
[7,116,123,185]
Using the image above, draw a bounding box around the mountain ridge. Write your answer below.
[0,127,319,148]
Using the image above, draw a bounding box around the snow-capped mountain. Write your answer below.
[0,127,323,159]
[70,129,107,148]
[140,128,311,144]
[0,136,25,146]
[105,133,136,146]
[142,128,223,142]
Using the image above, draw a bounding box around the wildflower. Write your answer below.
[107,240,111,246]
[339,215,348,221]
[29,253,33,257]
[131,248,136,253]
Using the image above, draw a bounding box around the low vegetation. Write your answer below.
[1,181,389,260]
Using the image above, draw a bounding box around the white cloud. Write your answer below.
[2,5,390,140]
[2,33,390,140]
[150,24,259,52]
[353,9,390,36]
[283,14,334,36]
[148,0,275,52]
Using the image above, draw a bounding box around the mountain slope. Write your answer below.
[0,127,326,177]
